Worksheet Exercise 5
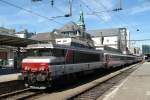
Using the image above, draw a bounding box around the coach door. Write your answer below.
[105,55,110,68]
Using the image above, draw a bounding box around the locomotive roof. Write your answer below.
[26,43,103,54]
[104,52,137,57]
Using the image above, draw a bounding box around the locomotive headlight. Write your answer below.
[39,66,45,71]
[24,66,30,71]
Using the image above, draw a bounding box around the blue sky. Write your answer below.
[0,0,150,40]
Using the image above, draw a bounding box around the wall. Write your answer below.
[92,36,118,49]
[103,36,118,49]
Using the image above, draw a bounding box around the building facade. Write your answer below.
[0,27,16,66]
[15,29,35,38]
[32,9,94,47]
[88,28,129,54]
[130,47,141,55]
[0,27,35,67]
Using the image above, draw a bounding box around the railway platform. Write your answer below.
[102,62,150,100]
[0,73,21,83]
[0,67,21,83]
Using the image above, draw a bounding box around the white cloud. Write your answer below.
[130,1,150,15]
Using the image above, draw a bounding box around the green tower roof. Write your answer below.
[77,5,85,28]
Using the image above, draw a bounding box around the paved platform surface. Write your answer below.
[0,67,21,82]
[102,62,150,100]
[0,73,21,83]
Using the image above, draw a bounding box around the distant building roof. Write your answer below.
[0,32,43,47]
[31,32,63,42]
[59,21,81,32]
[0,27,16,34]
[87,28,126,37]
[16,29,27,34]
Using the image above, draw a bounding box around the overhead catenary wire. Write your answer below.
[93,0,138,30]
[92,0,123,27]
[79,0,113,27]
[54,6,65,14]
[31,0,72,18]
[87,0,122,15]
[128,39,150,41]
[0,0,64,25]
[80,0,103,21]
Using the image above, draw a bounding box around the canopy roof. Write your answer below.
[0,33,44,47]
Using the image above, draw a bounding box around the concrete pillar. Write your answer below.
[14,47,21,69]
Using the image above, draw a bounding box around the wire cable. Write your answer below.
[93,0,138,30]
[80,0,113,27]
[0,0,64,25]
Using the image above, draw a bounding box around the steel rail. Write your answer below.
[66,63,143,100]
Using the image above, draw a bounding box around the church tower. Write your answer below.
[77,5,86,38]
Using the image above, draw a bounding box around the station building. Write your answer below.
[0,27,16,67]
[0,27,36,67]
[130,47,141,55]
[88,28,130,54]
[31,10,94,48]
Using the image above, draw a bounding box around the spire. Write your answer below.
[77,5,85,30]
[79,9,84,25]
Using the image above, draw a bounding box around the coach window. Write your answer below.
[99,54,103,61]
[27,49,39,57]
[53,49,65,57]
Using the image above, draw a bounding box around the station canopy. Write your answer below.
[0,32,44,47]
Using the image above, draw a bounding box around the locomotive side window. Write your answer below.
[27,48,65,57]
[27,50,39,56]
[99,53,104,61]
[52,49,65,57]
[73,51,100,63]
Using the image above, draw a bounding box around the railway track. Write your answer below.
[0,88,44,100]
[0,80,26,95]
[67,63,142,100]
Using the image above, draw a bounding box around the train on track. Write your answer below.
[21,38,142,89]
